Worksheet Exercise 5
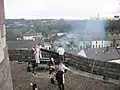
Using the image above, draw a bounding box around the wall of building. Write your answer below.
[92,40,112,48]
[0,0,13,90]
[79,40,113,49]
[79,41,91,49]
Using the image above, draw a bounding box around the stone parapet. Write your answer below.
[8,49,120,80]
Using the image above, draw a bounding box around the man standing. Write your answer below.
[34,44,44,67]
[57,45,65,62]
[56,61,70,90]
[34,44,40,67]
[38,44,43,59]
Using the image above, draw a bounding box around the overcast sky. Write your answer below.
[4,0,120,19]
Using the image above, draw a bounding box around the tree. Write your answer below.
[106,16,120,33]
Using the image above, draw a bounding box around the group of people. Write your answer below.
[27,44,43,74]
[28,44,71,90]
[48,45,71,90]
[32,44,43,66]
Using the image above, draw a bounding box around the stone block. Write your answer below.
[88,64,92,67]
[96,66,101,69]
[88,59,94,64]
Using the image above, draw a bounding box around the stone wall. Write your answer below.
[66,53,120,79]
[8,49,59,63]
[0,0,13,90]
[8,49,120,80]
[8,49,51,62]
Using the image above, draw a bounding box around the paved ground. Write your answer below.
[10,61,120,90]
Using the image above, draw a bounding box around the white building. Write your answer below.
[57,33,65,37]
[79,40,113,49]
[91,40,112,48]
[23,33,43,41]
[79,41,91,49]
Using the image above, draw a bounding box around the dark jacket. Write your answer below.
[56,71,64,84]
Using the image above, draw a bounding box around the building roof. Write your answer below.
[23,29,42,37]
[80,47,120,61]
[24,33,42,36]
[7,40,44,50]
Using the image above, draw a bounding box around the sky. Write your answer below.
[4,0,120,19]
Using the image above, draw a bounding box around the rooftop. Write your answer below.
[10,61,119,90]
[79,47,120,61]
[24,33,42,36]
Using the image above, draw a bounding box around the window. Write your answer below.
[96,41,97,44]
[99,45,100,48]
[102,41,103,43]
[80,46,82,49]
[86,45,89,48]
[93,45,94,48]
[96,45,97,48]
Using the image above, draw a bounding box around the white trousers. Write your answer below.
[39,52,42,58]
[63,74,65,84]
[35,53,40,63]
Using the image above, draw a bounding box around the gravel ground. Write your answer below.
[10,61,120,90]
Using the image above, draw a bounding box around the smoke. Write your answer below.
[67,19,107,45]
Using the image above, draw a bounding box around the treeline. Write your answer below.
[6,19,72,41]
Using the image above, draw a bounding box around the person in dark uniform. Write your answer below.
[56,71,64,90]
[56,61,71,90]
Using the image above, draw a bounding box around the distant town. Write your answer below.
[6,17,120,64]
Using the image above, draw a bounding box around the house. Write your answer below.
[78,47,120,64]
[79,41,91,49]
[22,30,43,41]
[91,40,112,48]
[23,33,43,41]
[57,33,65,37]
